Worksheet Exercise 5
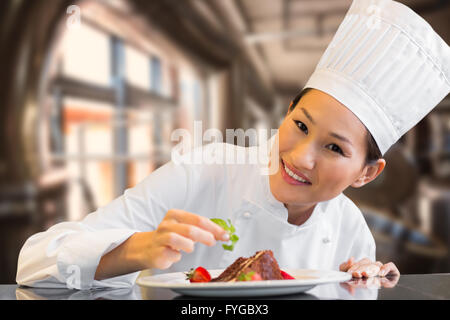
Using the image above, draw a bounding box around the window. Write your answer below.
[125,45,150,90]
[46,1,207,221]
[61,22,110,87]
[150,56,162,94]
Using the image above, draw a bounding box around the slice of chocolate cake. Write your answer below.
[211,250,284,282]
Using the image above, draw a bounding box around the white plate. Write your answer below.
[136,269,352,297]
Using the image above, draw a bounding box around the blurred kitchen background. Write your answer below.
[0,0,449,284]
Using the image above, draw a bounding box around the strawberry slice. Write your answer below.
[280,270,295,280]
[237,271,262,281]
[250,272,262,281]
[185,267,211,283]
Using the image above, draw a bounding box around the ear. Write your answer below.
[351,158,386,188]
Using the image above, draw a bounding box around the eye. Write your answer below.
[293,120,345,156]
[293,120,308,134]
[327,144,344,155]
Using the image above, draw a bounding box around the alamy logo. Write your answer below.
[66,265,81,289]
[170,121,280,175]
[66,5,81,30]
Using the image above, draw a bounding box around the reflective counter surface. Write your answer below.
[1,274,449,300]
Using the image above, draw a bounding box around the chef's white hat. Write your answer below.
[302,0,450,155]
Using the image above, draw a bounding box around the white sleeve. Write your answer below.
[16,158,192,290]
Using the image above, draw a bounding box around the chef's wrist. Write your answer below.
[94,231,152,280]
[124,231,155,271]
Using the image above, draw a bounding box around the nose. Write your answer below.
[289,139,316,171]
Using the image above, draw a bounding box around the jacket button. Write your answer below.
[322,237,331,244]
[243,212,252,219]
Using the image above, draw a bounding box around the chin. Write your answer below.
[270,181,308,205]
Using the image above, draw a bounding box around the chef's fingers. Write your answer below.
[151,247,182,270]
[354,261,382,276]
[355,257,372,265]
[347,258,372,273]
[159,220,216,247]
[158,231,196,253]
[379,262,400,277]
[349,257,355,266]
[166,209,230,241]
[348,257,371,270]
[351,263,381,278]
[339,257,354,272]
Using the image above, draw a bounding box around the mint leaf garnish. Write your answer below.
[210,218,228,230]
[210,218,239,251]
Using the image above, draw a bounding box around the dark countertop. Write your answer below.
[1,274,449,300]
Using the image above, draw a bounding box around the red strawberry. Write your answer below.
[280,270,295,280]
[250,272,262,281]
[185,267,211,283]
[237,271,262,281]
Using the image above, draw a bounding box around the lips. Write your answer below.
[281,158,312,184]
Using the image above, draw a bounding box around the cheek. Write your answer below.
[317,162,359,190]
[277,120,296,151]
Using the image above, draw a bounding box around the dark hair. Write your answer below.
[288,88,382,165]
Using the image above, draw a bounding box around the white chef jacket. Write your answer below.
[16,138,376,290]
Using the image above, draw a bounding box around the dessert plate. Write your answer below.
[136,269,352,297]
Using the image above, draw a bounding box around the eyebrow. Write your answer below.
[300,107,354,147]
[301,108,315,125]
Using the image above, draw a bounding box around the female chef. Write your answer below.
[17,0,449,290]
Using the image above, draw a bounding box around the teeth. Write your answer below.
[284,164,309,184]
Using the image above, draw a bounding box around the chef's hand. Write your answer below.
[95,209,229,280]
[140,209,230,270]
[339,257,400,278]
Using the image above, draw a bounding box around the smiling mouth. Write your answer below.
[280,158,312,185]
